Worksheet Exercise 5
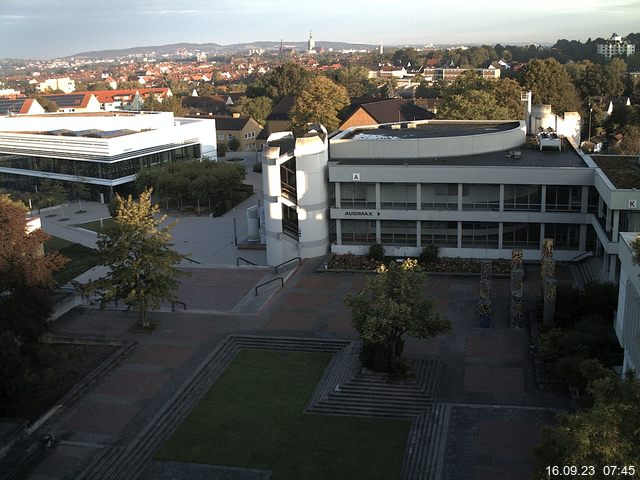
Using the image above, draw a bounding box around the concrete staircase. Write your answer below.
[400,404,451,480]
[572,256,606,288]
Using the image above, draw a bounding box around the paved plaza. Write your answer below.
[6,256,570,480]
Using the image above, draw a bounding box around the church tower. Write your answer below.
[308,30,316,53]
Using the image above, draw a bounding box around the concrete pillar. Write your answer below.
[581,185,589,214]
[457,221,462,248]
[606,207,612,232]
[579,224,587,251]
[598,196,603,217]
[416,220,421,248]
[539,223,546,249]
[375,183,381,210]
[336,219,342,245]
[609,254,617,282]
[499,184,505,212]
[458,184,463,211]
[416,184,421,210]
[498,222,504,250]
[335,182,341,209]
[376,220,381,243]
[613,210,620,240]
[540,185,546,212]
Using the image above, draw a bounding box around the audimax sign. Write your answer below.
[343,211,380,216]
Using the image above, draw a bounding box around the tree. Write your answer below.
[142,95,187,116]
[31,95,59,112]
[228,136,241,151]
[0,195,67,343]
[84,189,187,327]
[613,124,640,155]
[328,66,377,97]
[232,96,273,125]
[392,48,422,67]
[289,76,349,134]
[345,259,451,374]
[519,58,581,112]
[533,372,640,478]
[246,62,312,101]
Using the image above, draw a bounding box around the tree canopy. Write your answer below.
[519,58,581,113]
[327,66,377,97]
[246,62,313,101]
[345,259,451,374]
[142,95,187,116]
[232,95,273,125]
[84,189,187,327]
[534,372,640,478]
[289,76,349,134]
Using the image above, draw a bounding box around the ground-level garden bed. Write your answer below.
[327,252,511,274]
[74,217,114,232]
[0,343,117,420]
[44,236,100,285]
[156,349,411,480]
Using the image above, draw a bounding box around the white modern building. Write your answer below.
[597,33,636,60]
[615,233,640,375]
[0,111,216,200]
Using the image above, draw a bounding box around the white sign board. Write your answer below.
[629,199,637,209]
[352,173,360,181]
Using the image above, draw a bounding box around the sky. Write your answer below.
[1,0,640,59]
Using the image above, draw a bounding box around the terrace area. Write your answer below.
[591,155,640,189]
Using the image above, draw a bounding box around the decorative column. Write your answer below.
[479,260,492,328]
[541,238,556,326]
[510,249,524,329]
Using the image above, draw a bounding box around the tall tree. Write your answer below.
[345,259,451,374]
[328,66,377,97]
[289,76,349,134]
[84,189,187,327]
[232,96,273,126]
[143,95,187,116]
[246,63,312,101]
[519,58,581,112]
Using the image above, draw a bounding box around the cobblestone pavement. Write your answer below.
[17,260,570,480]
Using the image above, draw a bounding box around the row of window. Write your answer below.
[338,183,598,213]
[0,146,200,180]
[340,220,580,250]
[216,131,258,141]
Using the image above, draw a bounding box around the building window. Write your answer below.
[502,223,540,248]
[461,184,500,211]
[280,157,297,201]
[381,220,416,246]
[380,183,416,209]
[228,134,233,140]
[546,186,581,212]
[341,220,376,245]
[340,183,376,208]
[422,184,458,210]
[461,222,499,248]
[503,185,542,211]
[282,204,298,239]
[545,223,579,250]
[421,221,458,247]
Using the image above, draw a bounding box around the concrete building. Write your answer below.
[38,93,102,113]
[36,77,76,94]
[0,97,45,115]
[212,115,263,152]
[597,33,636,60]
[614,233,640,375]
[0,111,216,201]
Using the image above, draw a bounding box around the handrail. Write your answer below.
[570,251,593,263]
[171,301,187,312]
[255,277,284,296]
[236,256,257,266]
[183,256,202,264]
[274,256,301,274]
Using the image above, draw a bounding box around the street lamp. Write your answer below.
[588,102,593,141]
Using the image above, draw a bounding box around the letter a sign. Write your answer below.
[352,173,361,181]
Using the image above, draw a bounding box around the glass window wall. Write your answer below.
[420,221,458,247]
[421,183,458,210]
[502,223,541,249]
[340,183,376,208]
[461,222,499,248]
[341,220,376,245]
[381,220,416,246]
[380,183,416,209]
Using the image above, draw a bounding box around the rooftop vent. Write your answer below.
[391,124,401,130]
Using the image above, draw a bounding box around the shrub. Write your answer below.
[368,243,385,262]
[419,245,439,266]
[253,162,263,173]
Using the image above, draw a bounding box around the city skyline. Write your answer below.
[1,0,640,59]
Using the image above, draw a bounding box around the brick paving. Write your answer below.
[12,260,573,480]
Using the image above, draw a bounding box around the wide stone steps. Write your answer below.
[400,403,452,480]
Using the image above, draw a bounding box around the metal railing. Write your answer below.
[255,277,284,296]
[183,256,202,265]
[236,256,257,266]
[171,301,187,312]
[570,251,593,263]
[274,256,301,274]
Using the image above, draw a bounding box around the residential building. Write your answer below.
[0,97,45,115]
[211,114,263,151]
[339,98,435,130]
[79,88,173,111]
[0,111,216,201]
[36,77,76,94]
[38,93,102,113]
[597,33,636,60]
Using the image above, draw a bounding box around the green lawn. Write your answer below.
[74,217,114,232]
[45,236,100,285]
[156,350,411,480]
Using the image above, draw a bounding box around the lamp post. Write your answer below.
[588,103,593,141]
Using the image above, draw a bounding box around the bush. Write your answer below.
[368,243,385,262]
[419,245,439,266]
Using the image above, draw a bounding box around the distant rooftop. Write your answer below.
[592,155,640,189]
[341,121,520,140]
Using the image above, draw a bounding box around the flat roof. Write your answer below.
[331,139,588,168]
[591,155,640,189]
[340,121,521,140]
